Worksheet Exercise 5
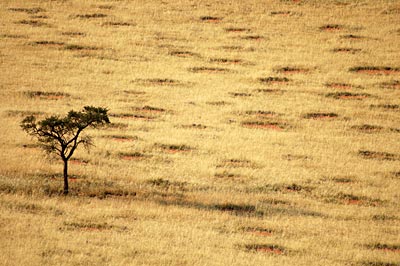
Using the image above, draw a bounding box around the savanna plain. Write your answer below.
[0,0,399,265]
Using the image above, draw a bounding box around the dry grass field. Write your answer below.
[1,0,399,265]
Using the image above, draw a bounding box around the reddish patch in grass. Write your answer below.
[70,159,89,165]
[258,247,284,254]
[69,177,79,182]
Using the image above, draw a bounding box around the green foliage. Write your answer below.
[21,106,109,159]
[20,106,110,194]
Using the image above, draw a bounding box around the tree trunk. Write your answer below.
[63,159,69,195]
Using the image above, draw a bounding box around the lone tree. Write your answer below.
[21,106,110,194]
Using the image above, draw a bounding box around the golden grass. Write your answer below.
[0,0,399,265]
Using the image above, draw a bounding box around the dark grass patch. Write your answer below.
[319,24,343,31]
[240,35,264,40]
[341,34,365,39]
[104,122,128,129]
[259,77,290,84]
[350,66,400,75]
[118,90,146,96]
[69,158,89,166]
[102,21,135,27]
[0,200,44,214]
[270,11,292,16]
[169,50,200,57]
[8,7,45,14]
[389,128,400,133]
[16,20,49,27]
[359,261,400,266]
[379,80,400,89]
[157,144,192,153]
[366,243,400,252]
[217,159,254,168]
[219,45,251,51]
[23,91,70,100]
[372,214,398,221]
[131,106,166,113]
[188,67,231,73]
[325,92,370,99]
[63,44,99,51]
[224,27,250,33]
[61,31,86,37]
[181,124,207,129]
[229,92,252,97]
[0,34,27,39]
[244,110,277,118]
[30,15,48,19]
[242,120,289,131]
[200,16,222,22]
[62,221,127,232]
[206,101,231,106]
[326,192,383,206]
[358,150,399,161]
[211,203,256,215]
[146,178,187,191]
[209,58,243,64]
[351,124,383,133]
[214,171,242,179]
[74,13,108,19]
[254,88,285,94]
[325,82,360,90]
[244,244,286,254]
[118,152,148,160]
[133,78,180,86]
[102,135,138,142]
[303,112,338,119]
[109,113,156,120]
[282,154,311,161]
[242,227,274,236]
[21,143,41,149]
[5,110,44,117]
[252,183,312,193]
[29,40,65,46]
[275,66,310,74]
[331,177,354,183]
[332,47,362,53]
[390,171,400,178]
[370,104,399,110]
